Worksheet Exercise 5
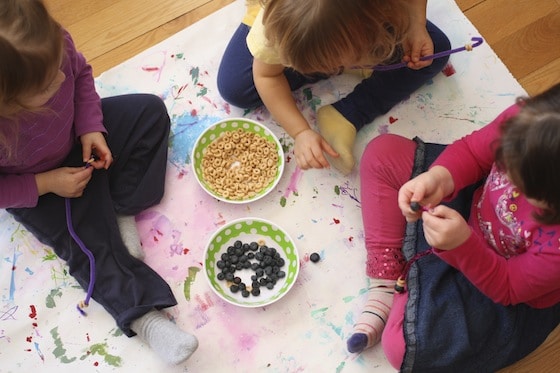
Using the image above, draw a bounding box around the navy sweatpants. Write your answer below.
[217,21,451,131]
[8,94,176,336]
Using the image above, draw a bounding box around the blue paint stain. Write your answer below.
[168,114,222,166]
[9,248,21,301]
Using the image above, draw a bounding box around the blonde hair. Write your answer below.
[0,0,63,157]
[260,0,410,74]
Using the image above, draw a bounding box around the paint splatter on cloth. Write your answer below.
[0,0,526,371]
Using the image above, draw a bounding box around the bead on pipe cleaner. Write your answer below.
[410,201,421,212]
[394,277,406,293]
[360,36,484,72]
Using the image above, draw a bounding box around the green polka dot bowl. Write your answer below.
[204,218,299,308]
[191,118,285,204]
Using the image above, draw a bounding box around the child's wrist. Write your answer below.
[292,127,312,139]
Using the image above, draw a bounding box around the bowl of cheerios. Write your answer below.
[191,118,284,203]
[203,217,299,307]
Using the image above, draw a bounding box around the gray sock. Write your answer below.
[116,214,145,260]
[131,310,199,365]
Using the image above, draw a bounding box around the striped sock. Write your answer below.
[347,278,394,353]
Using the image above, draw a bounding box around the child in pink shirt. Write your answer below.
[350,82,560,371]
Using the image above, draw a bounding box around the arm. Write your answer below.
[402,0,432,69]
[0,166,94,209]
[437,227,560,307]
[252,59,337,170]
[252,59,309,139]
[431,104,521,198]
[63,31,108,166]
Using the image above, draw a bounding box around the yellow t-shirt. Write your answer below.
[246,7,282,65]
[242,1,261,26]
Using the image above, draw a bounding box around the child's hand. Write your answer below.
[421,205,471,251]
[402,26,434,70]
[293,129,338,170]
[398,166,454,221]
[80,132,113,169]
[36,166,93,198]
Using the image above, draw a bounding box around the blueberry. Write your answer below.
[241,290,250,298]
[310,252,320,263]
[230,284,239,293]
[217,273,225,280]
[251,287,261,296]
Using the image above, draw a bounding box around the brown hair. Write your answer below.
[260,0,410,75]
[0,0,63,117]
[495,83,560,224]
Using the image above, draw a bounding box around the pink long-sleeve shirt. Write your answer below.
[0,31,106,208]
[432,104,560,308]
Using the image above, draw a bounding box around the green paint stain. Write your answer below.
[302,87,321,111]
[42,251,58,261]
[310,307,328,319]
[183,266,200,301]
[45,288,63,308]
[190,67,200,84]
[336,361,346,372]
[334,185,340,195]
[81,342,122,367]
[111,328,124,337]
[50,327,77,363]
[280,196,287,207]
[175,53,184,59]
[342,295,355,303]
[197,87,208,97]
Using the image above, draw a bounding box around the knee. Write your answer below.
[427,22,452,72]
[361,135,404,165]
[360,134,415,177]
[217,76,261,109]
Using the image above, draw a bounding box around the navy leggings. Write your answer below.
[217,21,451,131]
[8,94,176,337]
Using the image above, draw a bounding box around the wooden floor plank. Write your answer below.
[89,0,234,76]
[66,0,210,62]
[463,0,558,44]
[455,0,484,12]
[520,58,560,96]
[45,0,115,28]
[492,10,560,78]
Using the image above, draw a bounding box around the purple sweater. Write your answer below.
[0,31,106,208]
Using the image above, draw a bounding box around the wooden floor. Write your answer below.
[43,0,560,371]
[44,0,560,96]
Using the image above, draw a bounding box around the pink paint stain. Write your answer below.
[442,63,456,77]
[283,167,303,198]
[238,333,258,351]
[140,51,167,82]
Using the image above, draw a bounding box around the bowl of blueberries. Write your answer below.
[203,217,299,307]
